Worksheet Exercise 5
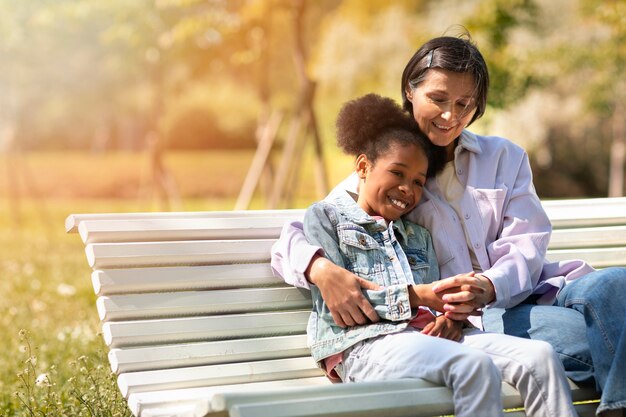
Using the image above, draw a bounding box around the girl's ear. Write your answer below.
[355,154,369,179]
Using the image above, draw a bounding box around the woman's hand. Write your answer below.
[431,273,496,320]
[306,255,380,327]
[422,315,464,342]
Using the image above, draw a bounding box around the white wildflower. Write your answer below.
[56,283,76,297]
[35,373,50,387]
[23,263,35,277]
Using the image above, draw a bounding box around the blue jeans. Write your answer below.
[483,267,626,415]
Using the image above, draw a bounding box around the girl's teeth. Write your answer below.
[434,123,452,130]
[391,198,407,209]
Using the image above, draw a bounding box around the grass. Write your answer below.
[0,197,252,416]
[0,199,139,415]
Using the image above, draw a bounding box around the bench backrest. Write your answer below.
[66,198,626,415]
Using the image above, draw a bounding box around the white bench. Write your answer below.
[66,197,626,417]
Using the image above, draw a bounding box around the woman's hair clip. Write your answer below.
[426,49,435,68]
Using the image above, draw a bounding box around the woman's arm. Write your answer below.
[304,202,434,325]
[270,172,360,289]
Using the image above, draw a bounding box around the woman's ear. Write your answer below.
[355,154,369,179]
[405,88,413,100]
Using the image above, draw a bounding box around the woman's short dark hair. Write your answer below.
[336,93,445,176]
[401,35,489,126]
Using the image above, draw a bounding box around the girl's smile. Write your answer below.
[356,142,428,222]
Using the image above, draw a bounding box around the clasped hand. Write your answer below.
[307,256,495,327]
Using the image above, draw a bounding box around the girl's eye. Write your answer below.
[413,180,424,187]
[390,170,402,177]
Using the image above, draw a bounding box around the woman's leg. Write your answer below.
[557,267,626,415]
[341,328,504,417]
[482,302,595,383]
[462,329,578,417]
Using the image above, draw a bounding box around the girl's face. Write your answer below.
[356,142,428,222]
[406,69,477,159]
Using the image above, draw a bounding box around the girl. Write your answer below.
[303,93,577,417]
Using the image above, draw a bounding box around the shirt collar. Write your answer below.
[326,189,409,240]
[455,129,482,156]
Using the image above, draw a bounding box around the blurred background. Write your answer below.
[0,0,624,414]
[1,0,625,214]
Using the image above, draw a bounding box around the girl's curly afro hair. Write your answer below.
[336,93,445,176]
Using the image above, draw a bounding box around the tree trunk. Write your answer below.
[608,98,625,197]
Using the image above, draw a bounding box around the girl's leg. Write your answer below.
[557,267,626,415]
[462,329,578,417]
[341,328,504,417]
[482,302,595,384]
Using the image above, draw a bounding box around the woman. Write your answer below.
[270,34,626,416]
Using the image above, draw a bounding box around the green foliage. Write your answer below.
[465,0,541,108]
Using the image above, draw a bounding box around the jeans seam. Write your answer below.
[564,297,616,355]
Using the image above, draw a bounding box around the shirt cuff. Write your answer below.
[385,284,412,321]
[480,270,509,308]
[293,246,324,290]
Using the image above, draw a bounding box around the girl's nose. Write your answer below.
[399,183,413,196]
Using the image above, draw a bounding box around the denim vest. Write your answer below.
[303,190,440,362]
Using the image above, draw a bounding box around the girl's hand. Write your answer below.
[431,273,496,320]
[307,255,380,327]
[410,275,484,321]
[421,315,464,342]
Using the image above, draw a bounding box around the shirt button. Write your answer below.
[474,243,481,249]
[359,236,367,245]
[464,213,470,220]
[389,256,396,262]
[457,169,463,175]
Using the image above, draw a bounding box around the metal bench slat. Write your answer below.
[98,287,311,321]
[117,356,322,397]
[547,247,626,268]
[549,226,626,249]
[85,239,275,269]
[103,311,310,348]
[78,217,292,244]
[543,197,626,228]
[110,334,309,373]
[128,377,330,417]
[66,209,306,233]
[91,263,280,296]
